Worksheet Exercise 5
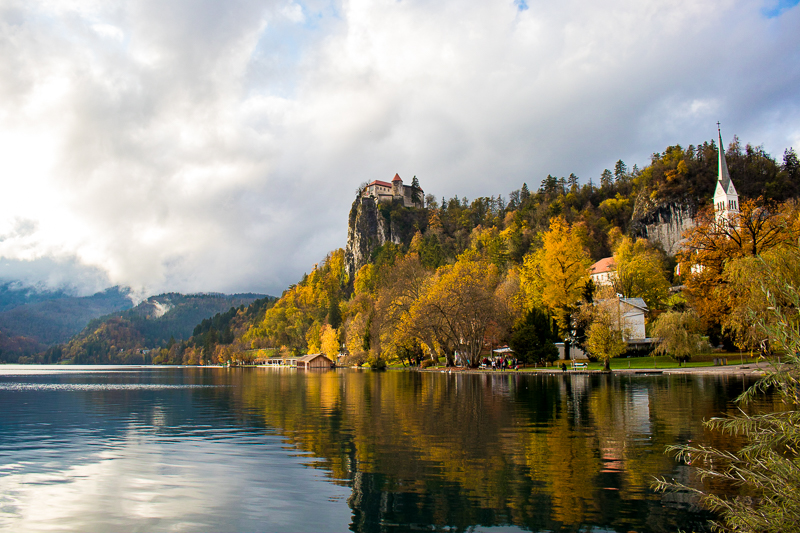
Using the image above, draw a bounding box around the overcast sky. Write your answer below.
[0,0,798,298]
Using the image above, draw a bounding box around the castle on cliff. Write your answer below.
[361,174,424,208]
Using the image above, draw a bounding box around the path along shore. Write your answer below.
[420,363,771,377]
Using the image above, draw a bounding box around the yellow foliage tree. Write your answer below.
[305,323,321,354]
[374,253,431,365]
[723,243,800,351]
[354,264,376,297]
[521,217,591,331]
[413,252,500,367]
[651,310,708,364]
[585,300,627,371]
[320,325,340,358]
[344,311,370,363]
[612,236,670,311]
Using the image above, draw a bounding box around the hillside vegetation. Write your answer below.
[21,135,797,367]
[34,293,269,364]
[0,286,133,362]
[193,136,799,366]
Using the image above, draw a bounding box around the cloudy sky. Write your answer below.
[0,0,798,298]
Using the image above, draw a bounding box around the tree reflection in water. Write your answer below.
[226,369,760,533]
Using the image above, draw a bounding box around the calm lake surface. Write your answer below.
[0,366,767,532]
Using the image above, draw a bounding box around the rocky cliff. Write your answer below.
[630,195,698,255]
[344,196,427,278]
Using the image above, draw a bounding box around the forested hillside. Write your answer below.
[0,282,72,313]
[36,293,269,364]
[0,286,133,362]
[191,136,799,367]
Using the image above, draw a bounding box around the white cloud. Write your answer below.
[0,0,798,296]
[91,22,123,41]
[0,425,352,531]
[281,2,305,23]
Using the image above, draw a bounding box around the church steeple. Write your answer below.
[717,124,732,192]
[713,123,739,224]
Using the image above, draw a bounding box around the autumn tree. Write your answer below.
[414,253,500,367]
[320,324,340,358]
[612,236,670,311]
[679,198,797,329]
[723,243,800,352]
[521,217,591,357]
[651,310,708,365]
[342,264,377,364]
[470,226,509,268]
[584,299,627,371]
[373,253,431,365]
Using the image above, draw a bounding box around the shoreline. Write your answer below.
[417,363,770,376]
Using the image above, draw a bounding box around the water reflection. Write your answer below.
[0,366,766,532]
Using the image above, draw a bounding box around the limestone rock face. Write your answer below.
[345,197,391,278]
[631,198,697,256]
[344,196,427,278]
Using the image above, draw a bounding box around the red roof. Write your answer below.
[368,180,392,188]
[590,257,615,274]
[392,173,402,182]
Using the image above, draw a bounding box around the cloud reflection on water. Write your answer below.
[0,396,351,532]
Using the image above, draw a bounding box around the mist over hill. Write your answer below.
[0,286,134,362]
[37,292,270,365]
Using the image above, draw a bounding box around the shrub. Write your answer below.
[653,248,800,532]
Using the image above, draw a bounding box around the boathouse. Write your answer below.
[296,353,335,369]
[262,353,335,369]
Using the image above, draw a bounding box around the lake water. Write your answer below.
[0,366,766,532]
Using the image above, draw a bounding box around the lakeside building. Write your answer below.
[263,353,335,369]
[598,296,648,341]
[559,296,652,361]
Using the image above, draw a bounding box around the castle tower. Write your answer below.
[713,124,739,225]
[391,173,403,198]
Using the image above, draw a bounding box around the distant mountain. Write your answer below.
[0,282,72,313]
[40,292,268,364]
[0,286,133,362]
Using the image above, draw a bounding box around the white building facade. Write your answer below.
[713,126,740,226]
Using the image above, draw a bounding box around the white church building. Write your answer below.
[713,125,740,225]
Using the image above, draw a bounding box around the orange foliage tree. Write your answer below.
[678,198,797,331]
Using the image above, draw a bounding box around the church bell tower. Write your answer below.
[713,123,739,226]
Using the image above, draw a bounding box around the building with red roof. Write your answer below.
[361,174,424,208]
[589,257,616,287]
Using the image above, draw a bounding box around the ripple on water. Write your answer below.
[0,383,222,391]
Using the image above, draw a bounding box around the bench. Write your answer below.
[571,361,588,370]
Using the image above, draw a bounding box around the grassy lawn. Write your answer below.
[399,352,774,372]
[521,352,770,371]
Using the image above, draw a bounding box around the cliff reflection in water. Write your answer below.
[230,369,759,533]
